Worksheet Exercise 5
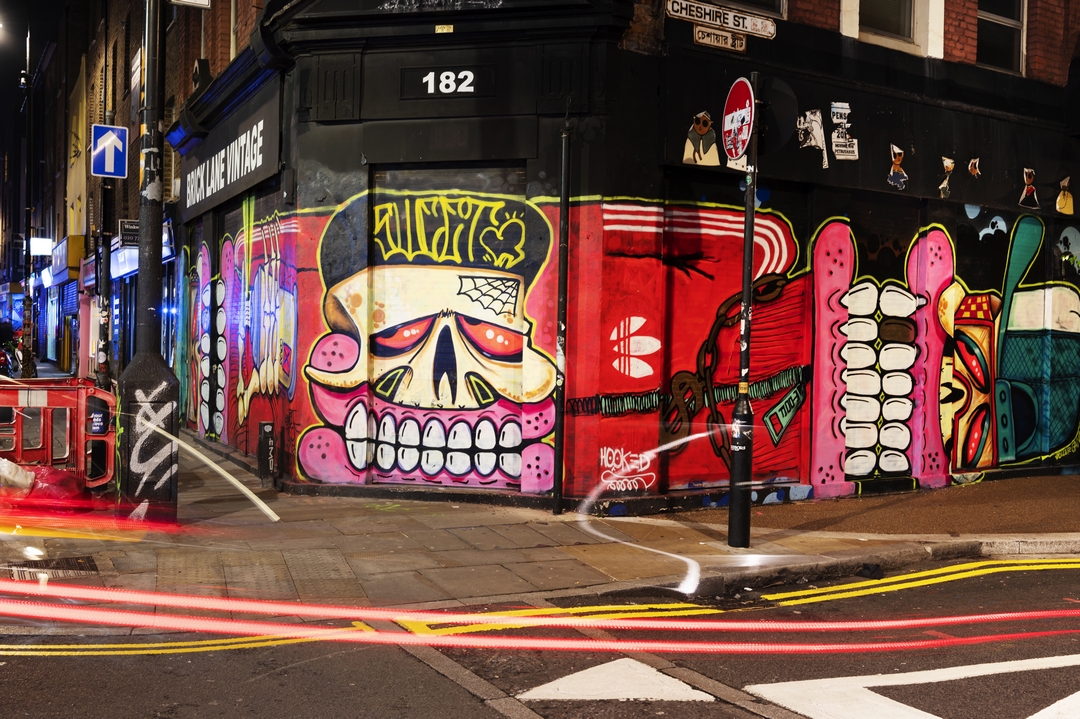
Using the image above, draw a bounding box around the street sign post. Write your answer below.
[722,77,755,161]
[91,124,128,179]
[727,73,759,549]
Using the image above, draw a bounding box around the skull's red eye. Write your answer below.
[370,315,436,357]
[456,316,524,362]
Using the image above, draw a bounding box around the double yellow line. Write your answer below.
[398,602,723,636]
[763,558,1080,606]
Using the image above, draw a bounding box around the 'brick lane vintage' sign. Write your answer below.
[179,79,280,222]
[666,0,777,39]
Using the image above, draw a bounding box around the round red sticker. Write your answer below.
[722,77,755,161]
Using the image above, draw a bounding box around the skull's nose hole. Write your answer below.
[433,326,458,404]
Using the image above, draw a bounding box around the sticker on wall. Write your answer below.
[683,111,720,166]
[939,157,954,199]
[796,109,828,168]
[887,144,908,190]
[969,158,981,178]
[830,102,858,161]
[1019,168,1039,209]
[1057,177,1074,216]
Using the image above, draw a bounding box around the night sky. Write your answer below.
[0,0,66,139]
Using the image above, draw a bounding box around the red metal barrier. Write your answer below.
[0,378,116,489]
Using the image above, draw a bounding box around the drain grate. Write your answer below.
[6,556,99,581]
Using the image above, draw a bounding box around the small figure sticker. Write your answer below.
[683,111,720,166]
[939,157,955,199]
[1058,177,1074,215]
[830,102,859,160]
[969,158,981,178]
[796,109,829,168]
[887,144,908,190]
[1019,167,1039,209]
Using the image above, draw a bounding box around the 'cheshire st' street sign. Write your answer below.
[666,0,777,39]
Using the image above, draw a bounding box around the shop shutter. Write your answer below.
[61,281,78,317]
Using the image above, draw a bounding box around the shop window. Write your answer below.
[977,0,1023,73]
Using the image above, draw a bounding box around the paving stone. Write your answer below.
[219,550,286,567]
[557,544,686,581]
[360,572,452,605]
[109,552,158,574]
[448,526,522,551]
[432,547,570,567]
[293,579,367,599]
[329,533,426,553]
[489,524,556,548]
[225,563,298,601]
[526,521,603,546]
[276,520,344,539]
[156,551,226,595]
[412,508,541,530]
[327,515,432,535]
[346,552,445,577]
[282,549,356,581]
[503,560,613,590]
[401,529,472,552]
[420,565,539,598]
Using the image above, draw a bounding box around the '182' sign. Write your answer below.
[400,66,495,99]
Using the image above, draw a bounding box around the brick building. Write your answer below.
[16,0,1080,511]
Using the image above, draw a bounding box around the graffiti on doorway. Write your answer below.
[297,188,558,491]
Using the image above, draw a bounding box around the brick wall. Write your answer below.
[943,0,978,64]
[789,0,840,32]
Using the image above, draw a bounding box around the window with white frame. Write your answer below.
[726,0,784,16]
[843,0,944,59]
[977,0,1023,73]
[860,0,913,39]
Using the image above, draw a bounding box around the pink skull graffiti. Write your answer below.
[297,189,558,492]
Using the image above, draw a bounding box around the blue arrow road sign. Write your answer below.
[91,124,128,179]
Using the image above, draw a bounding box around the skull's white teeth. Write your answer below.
[499,453,522,478]
[447,422,472,449]
[474,452,497,476]
[446,451,472,475]
[379,415,397,444]
[421,449,445,475]
[498,423,522,449]
[397,447,420,472]
[376,443,396,471]
[344,404,369,440]
[398,419,420,447]
[347,440,370,470]
[423,419,447,448]
[474,420,497,450]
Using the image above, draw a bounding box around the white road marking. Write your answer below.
[747,653,1080,719]
[518,658,713,702]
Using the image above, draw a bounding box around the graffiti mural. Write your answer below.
[181,175,1080,501]
[296,174,558,491]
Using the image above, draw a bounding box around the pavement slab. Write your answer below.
[503,560,614,590]
[420,565,540,598]
[401,528,474,551]
[448,526,524,551]
[360,571,453,605]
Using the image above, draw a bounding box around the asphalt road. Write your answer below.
[3,557,1080,718]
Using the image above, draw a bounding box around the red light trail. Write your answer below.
[0,579,1078,654]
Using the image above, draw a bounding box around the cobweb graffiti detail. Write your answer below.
[458,276,521,316]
